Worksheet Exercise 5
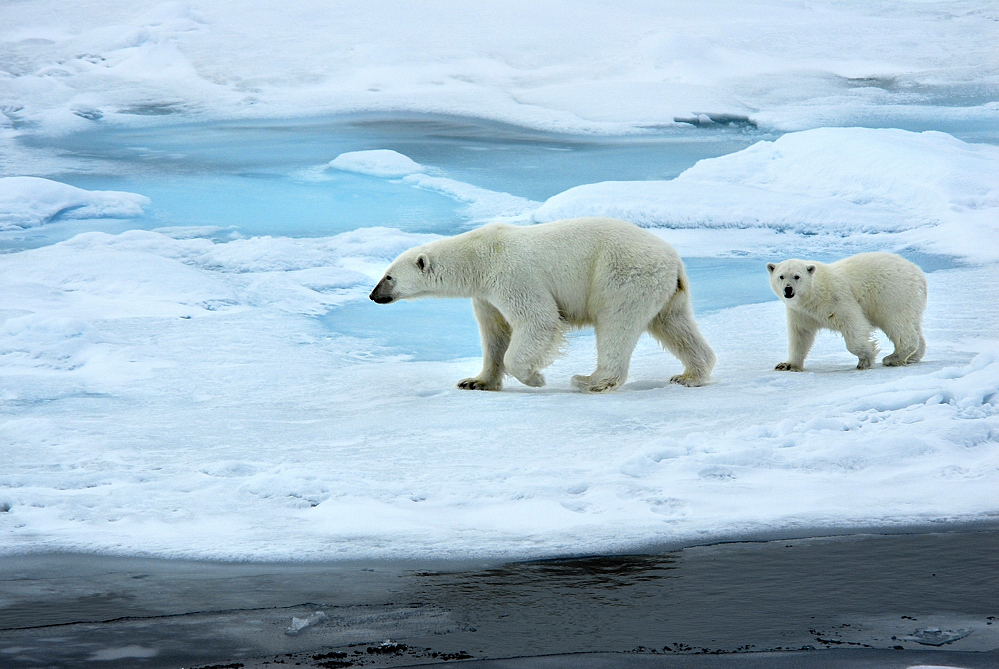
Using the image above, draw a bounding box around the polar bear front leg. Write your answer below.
[458,298,511,391]
[776,315,816,371]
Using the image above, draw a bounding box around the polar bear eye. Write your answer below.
[778,275,784,280]
[385,275,393,281]
[794,274,800,280]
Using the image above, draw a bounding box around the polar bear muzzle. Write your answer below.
[369,276,395,304]
[783,285,795,299]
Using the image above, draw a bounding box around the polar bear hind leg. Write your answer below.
[647,287,716,387]
[571,318,646,393]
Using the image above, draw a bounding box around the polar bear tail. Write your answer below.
[647,269,716,386]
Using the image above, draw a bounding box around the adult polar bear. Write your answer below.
[767,252,927,371]
[370,217,716,392]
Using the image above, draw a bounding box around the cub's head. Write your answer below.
[766,259,816,302]
[369,246,434,304]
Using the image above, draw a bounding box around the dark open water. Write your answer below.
[2,528,996,668]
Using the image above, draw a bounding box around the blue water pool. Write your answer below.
[11,113,961,363]
[24,113,763,241]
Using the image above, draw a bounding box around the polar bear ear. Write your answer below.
[766,263,776,274]
[806,265,816,274]
[416,254,430,273]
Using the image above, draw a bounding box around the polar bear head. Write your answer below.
[369,247,434,304]
[767,259,816,302]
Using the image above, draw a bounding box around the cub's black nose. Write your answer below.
[783,286,795,299]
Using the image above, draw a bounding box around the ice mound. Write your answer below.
[534,128,999,261]
[328,150,426,178]
[324,150,539,222]
[0,177,150,230]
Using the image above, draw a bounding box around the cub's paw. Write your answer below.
[457,377,501,391]
[572,374,622,393]
[670,373,706,387]
[856,357,874,370]
[774,362,804,372]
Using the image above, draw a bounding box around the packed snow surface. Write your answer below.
[1,127,998,561]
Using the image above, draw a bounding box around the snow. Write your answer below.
[534,128,999,262]
[0,2,997,563]
[0,176,149,230]
[1,1,997,139]
[0,214,996,561]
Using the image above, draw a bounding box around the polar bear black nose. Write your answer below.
[783,286,795,299]
[369,278,395,304]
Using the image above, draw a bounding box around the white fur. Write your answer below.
[767,252,927,371]
[371,217,716,392]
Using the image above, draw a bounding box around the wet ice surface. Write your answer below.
[1,530,996,668]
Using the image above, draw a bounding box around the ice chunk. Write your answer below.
[904,628,973,646]
[285,610,327,635]
[533,128,999,261]
[0,177,149,230]
[328,150,426,178]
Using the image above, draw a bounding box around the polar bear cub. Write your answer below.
[370,217,716,392]
[767,252,927,371]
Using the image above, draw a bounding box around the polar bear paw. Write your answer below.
[513,371,546,388]
[856,357,874,370]
[572,374,623,393]
[457,377,502,391]
[670,373,707,387]
[882,352,912,367]
[774,362,804,372]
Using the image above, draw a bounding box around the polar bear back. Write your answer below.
[828,252,927,326]
[482,218,683,325]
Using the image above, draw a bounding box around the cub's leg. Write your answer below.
[647,290,716,386]
[776,314,817,371]
[458,298,511,390]
[840,313,878,370]
[572,319,644,393]
[881,321,923,367]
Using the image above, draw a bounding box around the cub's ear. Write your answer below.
[416,254,430,273]
[806,265,816,274]
[766,263,776,274]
